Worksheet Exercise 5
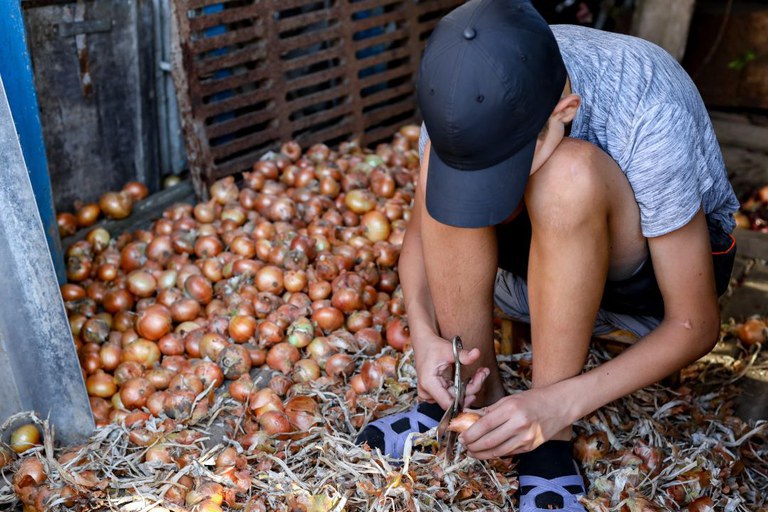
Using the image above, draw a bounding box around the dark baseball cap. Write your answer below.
[417,0,567,228]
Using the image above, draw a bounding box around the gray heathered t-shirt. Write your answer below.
[419,25,739,238]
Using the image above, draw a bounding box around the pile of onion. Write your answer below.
[46,126,423,509]
[56,181,150,237]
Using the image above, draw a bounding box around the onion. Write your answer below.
[360,360,383,391]
[378,354,397,378]
[255,265,284,295]
[268,374,293,396]
[199,332,229,361]
[266,342,300,374]
[229,374,254,402]
[284,395,319,430]
[344,189,376,214]
[57,212,78,237]
[114,361,143,385]
[229,315,257,343]
[325,353,354,378]
[82,316,110,344]
[257,321,284,346]
[195,235,224,258]
[210,176,239,205]
[12,457,46,496]
[306,336,335,367]
[355,327,384,356]
[122,181,149,201]
[119,377,155,409]
[99,342,122,371]
[76,203,101,228]
[447,412,481,433]
[136,304,172,341]
[61,283,86,302]
[311,306,344,333]
[127,271,157,298]
[259,410,293,436]
[10,424,41,454]
[122,339,161,368]
[145,367,174,390]
[286,317,314,348]
[86,371,117,398]
[385,316,410,351]
[184,274,213,304]
[361,210,391,242]
[86,227,110,253]
[737,318,766,346]
[292,358,321,383]
[218,344,252,379]
[169,373,204,395]
[100,191,133,219]
[249,388,283,418]
[163,390,196,420]
[350,374,367,394]
[194,361,225,389]
[346,310,373,333]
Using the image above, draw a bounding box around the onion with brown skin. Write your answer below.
[737,318,766,346]
[218,344,252,379]
[76,203,101,227]
[266,342,300,374]
[447,411,481,433]
[122,181,149,201]
[57,212,78,237]
[100,191,134,220]
[10,424,42,454]
[119,377,155,409]
[325,353,354,378]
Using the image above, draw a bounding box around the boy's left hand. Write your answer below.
[459,384,573,459]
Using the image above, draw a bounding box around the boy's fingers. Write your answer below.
[458,348,481,366]
[465,367,489,396]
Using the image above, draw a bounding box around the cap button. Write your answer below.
[463,27,476,40]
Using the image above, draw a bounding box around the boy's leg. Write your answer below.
[524,138,646,420]
[514,138,647,509]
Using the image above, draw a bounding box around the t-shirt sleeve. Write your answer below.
[621,103,714,238]
[418,122,429,162]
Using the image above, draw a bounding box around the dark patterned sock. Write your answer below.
[518,440,584,509]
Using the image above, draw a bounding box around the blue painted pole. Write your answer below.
[0,1,65,283]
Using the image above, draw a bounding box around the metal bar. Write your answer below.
[0,0,65,284]
[0,74,94,445]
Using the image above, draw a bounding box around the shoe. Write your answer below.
[354,402,445,458]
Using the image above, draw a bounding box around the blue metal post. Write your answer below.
[0,1,65,283]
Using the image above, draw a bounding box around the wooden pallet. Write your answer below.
[169,0,464,196]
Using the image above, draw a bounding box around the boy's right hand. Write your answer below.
[413,331,490,410]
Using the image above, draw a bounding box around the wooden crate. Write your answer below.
[169,0,463,196]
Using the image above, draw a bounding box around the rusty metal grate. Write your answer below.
[170,0,463,195]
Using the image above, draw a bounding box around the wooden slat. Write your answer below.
[195,44,269,76]
[189,25,266,54]
[205,107,277,140]
[198,86,274,120]
[187,4,263,31]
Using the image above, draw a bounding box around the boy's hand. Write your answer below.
[413,331,490,411]
[459,384,573,459]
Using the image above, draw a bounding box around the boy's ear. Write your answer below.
[552,94,581,123]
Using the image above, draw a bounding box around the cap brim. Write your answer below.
[425,138,535,228]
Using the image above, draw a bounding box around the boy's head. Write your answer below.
[417,0,567,228]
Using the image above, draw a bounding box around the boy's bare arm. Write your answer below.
[462,208,720,458]
[400,142,498,409]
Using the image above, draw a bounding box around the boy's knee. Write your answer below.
[526,139,616,228]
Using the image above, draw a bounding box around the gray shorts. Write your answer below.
[494,269,662,338]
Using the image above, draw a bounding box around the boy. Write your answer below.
[356,1,739,510]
